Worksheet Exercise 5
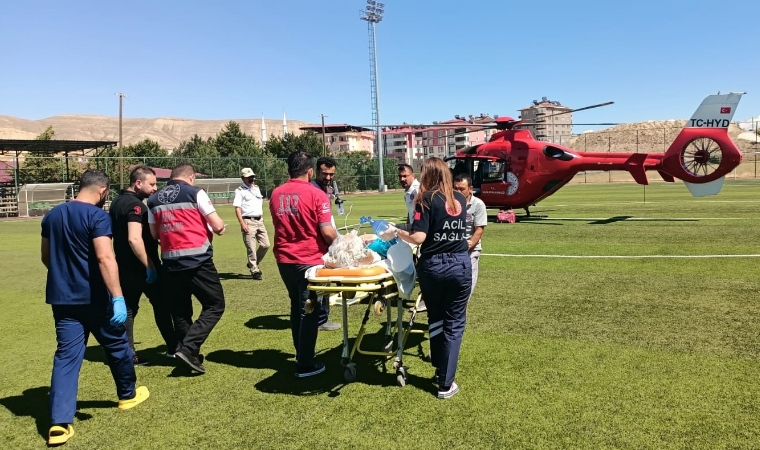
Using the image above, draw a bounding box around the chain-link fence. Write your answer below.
[3,155,405,197]
[2,125,759,217]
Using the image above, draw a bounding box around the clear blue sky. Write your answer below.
[1,0,757,131]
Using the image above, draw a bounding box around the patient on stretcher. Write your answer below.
[305,231,383,313]
[321,230,381,269]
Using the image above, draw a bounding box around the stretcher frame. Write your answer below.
[307,271,415,386]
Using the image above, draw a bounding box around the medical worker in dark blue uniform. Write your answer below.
[41,170,149,446]
[384,157,472,399]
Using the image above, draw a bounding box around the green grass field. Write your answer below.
[2,180,760,449]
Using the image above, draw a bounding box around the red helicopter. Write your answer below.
[439,92,745,215]
[369,92,744,216]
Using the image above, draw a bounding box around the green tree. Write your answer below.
[36,125,55,141]
[211,121,265,177]
[215,121,263,157]
[174,134,219,177]
[96,139,170,184]
[333,151,373,193]
[264,131,326,159]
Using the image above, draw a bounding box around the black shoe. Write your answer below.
[175,351,206,374]
[133,355,151,366]
[252,271,263,280]
[295,363,325,378]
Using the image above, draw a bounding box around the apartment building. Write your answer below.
[383,126,423,169]
[383,114,495,168]
[518,97,573,143]
[299,124,375,154]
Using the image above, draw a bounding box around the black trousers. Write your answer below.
[277,262,325,369]
[121,268,177,355]
[417,252,472,390]
[163,259,226,358]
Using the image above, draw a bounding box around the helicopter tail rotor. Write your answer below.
[659,92,745,196]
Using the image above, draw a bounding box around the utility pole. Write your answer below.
[116,92,126,189]
[321,114,328,156]
[361,1,385,191]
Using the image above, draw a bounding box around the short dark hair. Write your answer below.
[79,169,110,190]
[287,151,313,178]
[171,163,195,179]
[129,165,156,186]
[398,164,413,173]
[453,173,472,186]
[316,156,336,170]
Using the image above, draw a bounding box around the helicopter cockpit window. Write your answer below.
[482,161,504,183]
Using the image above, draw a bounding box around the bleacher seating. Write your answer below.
[0,188,18,217]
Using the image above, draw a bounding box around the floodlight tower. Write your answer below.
[361,0,386,191]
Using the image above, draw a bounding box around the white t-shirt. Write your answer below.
[311,180,338,232]
[147,189,216,224]
[232,184,264,218]
[404,179,420,225]
[465,195,488,252]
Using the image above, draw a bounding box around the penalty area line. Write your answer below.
[481,253,760,259]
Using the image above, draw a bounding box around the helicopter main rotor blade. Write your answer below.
[352,123,495,129]
[350,102,613,130]
[518,122,621,126]
[537,101,614,120]
[447,126,499,137]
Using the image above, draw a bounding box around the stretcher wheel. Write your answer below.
[344,366,357,382]
[396,367,407,387]
[373,300,385,315]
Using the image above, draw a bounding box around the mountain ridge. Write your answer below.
[0,114,318,150]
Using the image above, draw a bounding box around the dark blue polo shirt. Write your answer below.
[41,201,112,305]
[411,191,468,256]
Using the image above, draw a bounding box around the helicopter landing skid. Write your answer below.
[522,207,547,219]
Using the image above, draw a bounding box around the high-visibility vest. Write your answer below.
[148,180,213,271]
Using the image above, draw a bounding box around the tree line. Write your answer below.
[16,122,403,194]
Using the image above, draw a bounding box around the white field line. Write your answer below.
[540,199,760,208]
[509,217,756,221]
[482,253,760,259]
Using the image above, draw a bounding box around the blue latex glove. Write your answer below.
[146,268,158,284]
[110,296,127,326]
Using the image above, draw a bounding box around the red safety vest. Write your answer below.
[147,180,213,271]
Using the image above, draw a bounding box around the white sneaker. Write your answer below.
[437,382,459,399]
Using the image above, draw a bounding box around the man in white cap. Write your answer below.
[233,168,270,280]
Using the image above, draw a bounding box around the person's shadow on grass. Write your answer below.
[206,324,434,397]
[83,344,176,367]
[244,315,291,331]
[0,386,115,441]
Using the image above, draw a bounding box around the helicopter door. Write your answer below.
[471,160,482,191]
[446,157,483,194]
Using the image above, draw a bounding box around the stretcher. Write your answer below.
[307,265,423,386]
